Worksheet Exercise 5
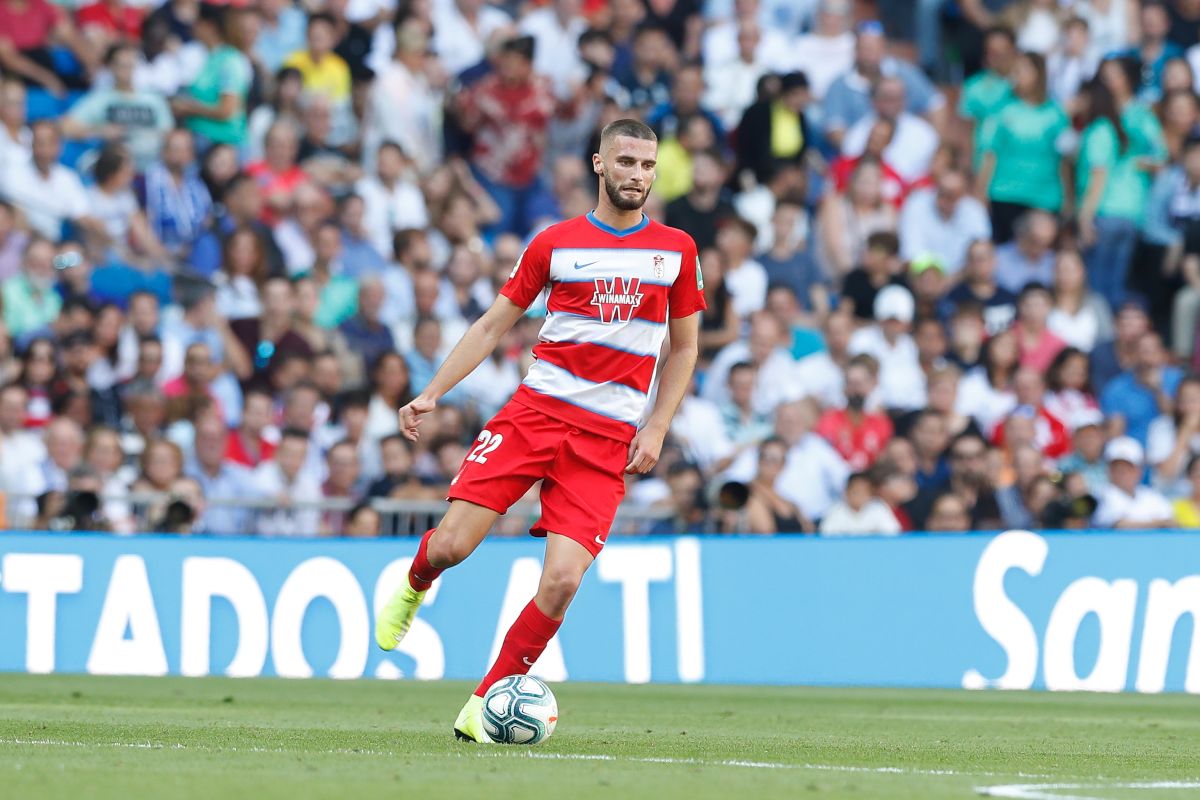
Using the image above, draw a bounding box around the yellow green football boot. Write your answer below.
[374,583,426,651]
[453,694,492,743]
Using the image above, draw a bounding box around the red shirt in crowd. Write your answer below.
[992,405,1072,460]
[813,408,894,471]
[225,428,276,468]
[828,154,909,208]
[245,161,311,226]
[0,0,62,51]
[459,73,555,188]
[76,1,143,40]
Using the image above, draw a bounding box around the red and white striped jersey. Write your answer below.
[499,212,706,443]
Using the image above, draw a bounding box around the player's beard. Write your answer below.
[603,172,649,211]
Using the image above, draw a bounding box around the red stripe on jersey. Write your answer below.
[512,385,636,442]
[533,341,657,393]
[546,279,669,324]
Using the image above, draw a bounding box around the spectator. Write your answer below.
[1048,15,1099,105]
[848,285,925,411]
[734,161,807,252]
[86,144,170,269]
[1091,295,1151,391]
[357,141,429,258]
[743,437,810,534]
[898,169,991,274]
[3,237,62,339]
[664,148,733,252]
[365,17,442,175]
[1058,409,1110,497]
[0,0,96,97]
[251,426,321,536]
[734,71,811,185]
[790,0,855,100]
[714,216,767,317]
[819,158,897,278]
[131,437,183,494]
[1093,435,1176,528]
[454,34,555,237]
[702,19,768,132]
[1078,61,1167,309]
[214,227,268,321]
[136,128,212,261]
[284,13,350,106]
[978,52,1069,244]
[321,439,360,534]
[254,0,306,74]
[1047,248,1115,352]
[1013,282,1067,372]
[190,172,285,279]
[365,351,412,442]
[925,492,972,532]
[842,77,938,183]
[758,205,827,319]
[1147,374,1200,494]
[994,210,1059,294]
[339,276,394,379]
[819,470,902,536]
[1117,2,1181,102]
[228,276,313,387]
[186,411,252,535]
[1044,347,1101,431]
[840,231,903,322]
[725,399,849,524]
[718,361,772,446]
[828,118,907,209]
[171,3,252,147]
[1100,330,1182,445]
[960,26,1017,146]
[343,502,381,537]
[4,120,101,243]
[822,21,945,149]
[814,353,894,471]
[704,311,795,413]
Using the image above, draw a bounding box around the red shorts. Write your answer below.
[446,400,628,556]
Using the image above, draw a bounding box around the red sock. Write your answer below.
[407,529,443,591]
[474,599,561,697]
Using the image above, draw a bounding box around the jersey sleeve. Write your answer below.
[668,236,707,318]
[498,231,552,309]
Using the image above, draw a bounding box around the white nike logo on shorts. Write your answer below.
[595,534,606,545]
[523,657,535,667]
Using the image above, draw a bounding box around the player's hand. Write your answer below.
[399,395,437,442]
[625,426,665,474]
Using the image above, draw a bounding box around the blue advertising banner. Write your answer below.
[0,530,1198,692]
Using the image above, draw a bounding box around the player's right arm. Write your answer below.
[398,295,527,441]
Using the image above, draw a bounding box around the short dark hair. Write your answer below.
[599,118,657,153]
[307,11,336,29]
[983,25,1017,46]
[280,426,310,444]
[865,231,900,256]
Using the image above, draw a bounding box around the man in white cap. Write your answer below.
[848,284,925,411]
[1092,436,1176,529]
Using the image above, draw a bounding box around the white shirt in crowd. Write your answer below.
[898,189,991,274]
[4,157,90,241]
[703,341,797,415]
[431,0,511,76]
[819,499,902,536]
[1093,483,1175,528]
[703,58,767,131]
[791,349,845,409]
[250,461,322,537]
[841,112,939,182]
[356,174,430,257]
[848,326,926,411]
[789,31,855,100]
[723,258,769,318]
[364,59,443,175]
[670,393,735,471]
[724,432,850,521]
[519,7,588,97]
[701,22,793,75]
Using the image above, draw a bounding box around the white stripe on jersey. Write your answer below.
[539,311,669,357]
[523,360,647,426]
[549,247,683,285]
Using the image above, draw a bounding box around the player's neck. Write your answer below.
[590,205,645,233]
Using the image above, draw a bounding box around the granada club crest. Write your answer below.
[653,254,664,279]
[591,277,644,323]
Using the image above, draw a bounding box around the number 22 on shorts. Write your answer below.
[466,429,504,464]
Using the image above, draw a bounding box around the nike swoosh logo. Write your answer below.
[522,657,535,667]
[595,534,607,546]
[574,260,599,270]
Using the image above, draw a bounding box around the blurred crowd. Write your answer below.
[4,0,1200,536]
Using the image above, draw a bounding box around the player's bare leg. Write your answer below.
[374,500,499,651]
[454,534,594,742]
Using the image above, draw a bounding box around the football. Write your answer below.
[481,675,559,745]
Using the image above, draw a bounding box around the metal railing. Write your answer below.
[0,491,675,538]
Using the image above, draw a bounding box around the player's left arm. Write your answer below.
[625,312,700,474]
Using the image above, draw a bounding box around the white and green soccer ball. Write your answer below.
[481,675,558,745]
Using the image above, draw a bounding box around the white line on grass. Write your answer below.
[976,781,1200,799]
[5,735,1198,797]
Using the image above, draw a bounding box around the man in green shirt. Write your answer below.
[960,26,1017,162]
[2,236,62,338]
[170,4,251,148]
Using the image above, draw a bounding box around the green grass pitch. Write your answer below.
[1,675,1199,799]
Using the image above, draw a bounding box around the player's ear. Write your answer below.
[592,154,603,175]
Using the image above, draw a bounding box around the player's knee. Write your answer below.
[426,532,473,568]
[537,566,584,615]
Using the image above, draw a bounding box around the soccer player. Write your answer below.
[374,118,705,741]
